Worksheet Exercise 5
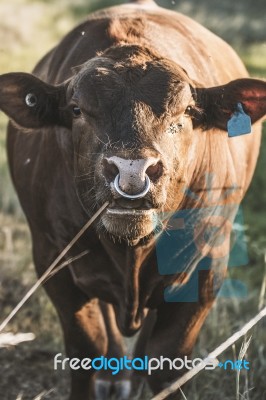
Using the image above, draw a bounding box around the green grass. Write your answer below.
[239,44,266,78]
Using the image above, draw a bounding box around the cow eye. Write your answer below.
[185,105,203,121]
[72,106,82,117]
[185,105,193,115]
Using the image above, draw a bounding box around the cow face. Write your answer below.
[0,45,266,243]
[67,47,199,242]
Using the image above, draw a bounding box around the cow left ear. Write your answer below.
[0,72,71,129]
[195,78,266,131]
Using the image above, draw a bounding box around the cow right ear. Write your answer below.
[0,72,71,129]
[194,78,266,131]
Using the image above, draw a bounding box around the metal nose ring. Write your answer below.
[113,174,151,200]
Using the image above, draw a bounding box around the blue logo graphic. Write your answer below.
[155,173,249,302]
[218,360,250,370]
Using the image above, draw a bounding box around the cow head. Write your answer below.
[0,45,266,243]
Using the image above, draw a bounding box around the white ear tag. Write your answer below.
[227,102,252,137]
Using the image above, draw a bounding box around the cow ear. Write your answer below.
[0,72,71,129]
[195,78,266,131]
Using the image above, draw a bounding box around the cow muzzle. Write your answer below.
[101,156,164,240]
[103,156,163,199]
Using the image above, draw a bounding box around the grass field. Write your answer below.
[0,1,265,399]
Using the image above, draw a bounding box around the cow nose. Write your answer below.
[103,156,163,198]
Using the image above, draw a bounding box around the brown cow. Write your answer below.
[0,0,266,399]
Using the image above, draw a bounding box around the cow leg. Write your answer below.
[32,239,108,400]
[130,310,157,399]
[146,303,212,399]
[145,269,225,398]
[65,299,108,400]
[95,302,131,400]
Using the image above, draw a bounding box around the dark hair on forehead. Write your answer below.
[101,43,192,83]
[102,43,162,64]
[73,42,193,120]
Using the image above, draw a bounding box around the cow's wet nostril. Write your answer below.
[102,159,119,182]
[146,160,163,182]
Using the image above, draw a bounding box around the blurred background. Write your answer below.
[0,0,265,399]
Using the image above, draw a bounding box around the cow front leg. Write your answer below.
[130,310,157,399]
[95,302,131,400]
[44,273,108,400]
[146,269,224,398]
[64,298,108,400]
[33,242,108,399]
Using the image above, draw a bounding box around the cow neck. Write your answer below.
[100,234,155,335]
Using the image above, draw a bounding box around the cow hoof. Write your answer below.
[113,380,131,400]
[94,379,112,400]
[94,379,131,400]
[130,377,146,400]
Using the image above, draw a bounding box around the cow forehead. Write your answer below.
[71,55,192,117]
